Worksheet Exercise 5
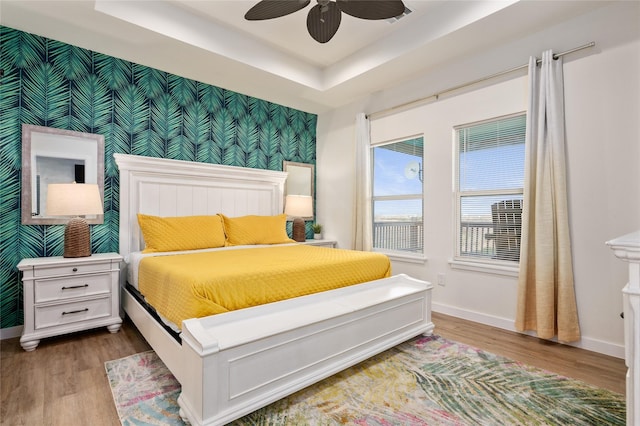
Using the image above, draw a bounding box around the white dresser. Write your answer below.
[18,252,123,351]
[607,231,640,426]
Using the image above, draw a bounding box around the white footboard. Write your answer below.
[177,273,433,426]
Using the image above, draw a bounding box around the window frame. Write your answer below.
[452,112,526,271]
[370,135,425,260]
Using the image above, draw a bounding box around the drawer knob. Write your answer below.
[62,308,89,316]
[72,267,78,272]
[61,284,89,290]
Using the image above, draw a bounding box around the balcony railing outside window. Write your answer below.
[460,221,494,258]
[372,220,519,261]
[373,221,423,253]
[459,220,521,262]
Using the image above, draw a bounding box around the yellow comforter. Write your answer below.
[138,245,391,329]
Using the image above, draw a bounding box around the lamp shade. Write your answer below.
[284,195,313,218]
[46,183,103,217]
[46,183,103,258]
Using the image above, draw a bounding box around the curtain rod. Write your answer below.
[367,41,596,121]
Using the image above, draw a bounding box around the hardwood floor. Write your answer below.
[0,313,626,425]
[432,312,626,395]
[0,320,150,426]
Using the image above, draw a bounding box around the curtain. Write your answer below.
[515,50,581,342]
[353,113,373,251]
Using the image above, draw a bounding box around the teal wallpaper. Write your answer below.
[0,26,317,329]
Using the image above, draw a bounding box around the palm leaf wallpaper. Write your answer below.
[0,26,317,329]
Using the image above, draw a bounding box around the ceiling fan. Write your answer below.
[245,0,407,44]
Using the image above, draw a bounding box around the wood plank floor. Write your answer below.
[432,312,626,394]
[0,312,626,425]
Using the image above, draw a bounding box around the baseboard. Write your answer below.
[432,302,625,359]
[0,325,23,340]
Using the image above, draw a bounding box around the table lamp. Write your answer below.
[284,195,313,242]
[46,183,103,258]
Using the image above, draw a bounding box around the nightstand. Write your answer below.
[303,239,337,248]
[18,252,123,351]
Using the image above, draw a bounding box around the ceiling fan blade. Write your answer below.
[336,0,405,20]
[245,0,311,20]
[306,2,341,43]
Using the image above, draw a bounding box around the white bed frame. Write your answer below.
[114,153,434,426]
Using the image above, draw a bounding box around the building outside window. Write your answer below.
[454,113,526,263]
[371,136,424,255]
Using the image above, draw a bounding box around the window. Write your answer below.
[455,113,526,263]
[371,136,424,255]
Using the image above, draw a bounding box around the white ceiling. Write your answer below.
[1,0,607,114]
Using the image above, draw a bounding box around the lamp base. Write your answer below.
[63,217,91,258]
[292,217,306,242]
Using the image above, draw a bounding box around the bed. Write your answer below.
[115,153,434,426]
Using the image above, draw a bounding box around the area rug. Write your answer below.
[105,335,625,425]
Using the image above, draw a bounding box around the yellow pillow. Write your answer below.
[137,214,226,253]
[221,214,295,246]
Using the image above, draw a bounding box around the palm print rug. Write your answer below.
[105,335,625,425]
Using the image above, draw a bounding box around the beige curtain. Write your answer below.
[516,50,580,342]
[353,113,372,251]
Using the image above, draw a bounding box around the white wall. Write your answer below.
[316,1,640,357]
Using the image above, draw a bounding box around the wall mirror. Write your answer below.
[21,124,105,225]
[283,161,314,220]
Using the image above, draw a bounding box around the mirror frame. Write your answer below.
[283,161,314,220]
[21,124,105,225]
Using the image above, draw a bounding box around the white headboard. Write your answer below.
[114,154,288,259]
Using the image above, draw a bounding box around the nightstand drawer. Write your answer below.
[34,297,112,330]
[34,273,111,303]
[34,262,111,278]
